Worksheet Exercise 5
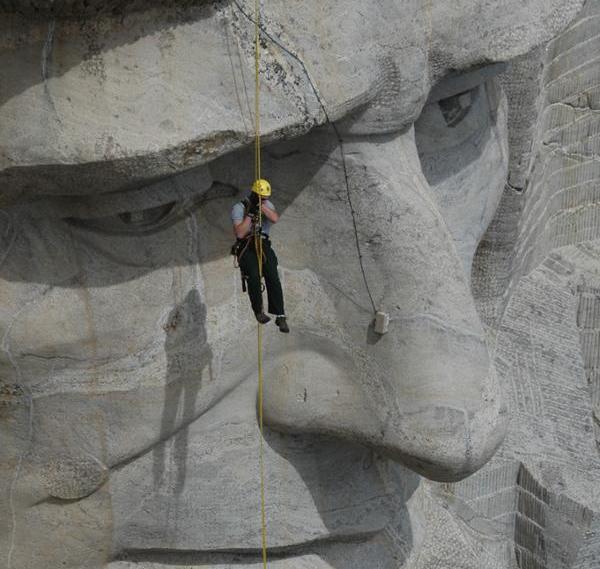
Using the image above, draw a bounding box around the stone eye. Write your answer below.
[66,201,179,234]
[437,88,477,127]
[117,202,176,228]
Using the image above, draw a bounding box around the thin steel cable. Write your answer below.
[232,0,377,314]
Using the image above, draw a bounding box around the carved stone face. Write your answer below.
[0,2,587,568]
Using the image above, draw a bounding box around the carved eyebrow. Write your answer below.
[6,166,215,219]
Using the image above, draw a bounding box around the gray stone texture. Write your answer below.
[1,0,599,568]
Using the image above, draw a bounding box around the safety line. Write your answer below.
[253,1,268,568]
[254,0,261,182]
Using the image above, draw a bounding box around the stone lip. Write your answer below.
[112,534,384,566]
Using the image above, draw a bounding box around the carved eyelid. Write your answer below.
[63,180,240,235]
[8,167,214,221]
[66,200,182,235]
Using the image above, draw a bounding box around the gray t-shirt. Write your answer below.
[231,197,276,236]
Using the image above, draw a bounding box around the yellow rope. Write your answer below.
[255,0,261,181]
[254,0,268,567]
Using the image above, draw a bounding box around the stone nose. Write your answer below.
[262,129,507,482]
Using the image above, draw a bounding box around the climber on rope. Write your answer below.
[231,178,289,333]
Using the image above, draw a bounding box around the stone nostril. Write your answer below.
[40,455,109,500]
[383,395,508,482]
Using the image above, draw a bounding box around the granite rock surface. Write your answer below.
[1,1,598,568]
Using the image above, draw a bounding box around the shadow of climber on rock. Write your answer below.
[153,288,212,493]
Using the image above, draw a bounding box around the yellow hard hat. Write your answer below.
[251,178,272,197]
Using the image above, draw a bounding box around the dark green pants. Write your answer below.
[239,239,285,316]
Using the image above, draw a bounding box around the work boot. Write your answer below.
[255,312,271,324]
[275,316,290,333]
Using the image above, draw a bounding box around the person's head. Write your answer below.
[251,178,272,198]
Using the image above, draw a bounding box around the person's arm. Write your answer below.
[261,200,279,223]
[234,214,253,239]
[232,202,254,239]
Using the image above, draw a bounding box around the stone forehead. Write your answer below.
[0,0,583,200]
